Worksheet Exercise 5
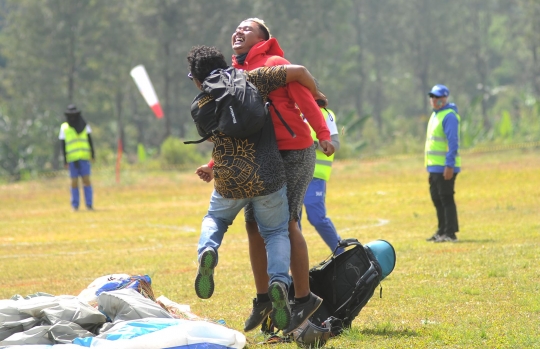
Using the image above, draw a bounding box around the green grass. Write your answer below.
[1,148,539,348]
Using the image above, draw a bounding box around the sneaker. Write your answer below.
[426,233,440,241]
[434,234,458,243]
[194,247,217,299]
[244,298,273,332]
[282,292,323,335]
[268,282,291,331]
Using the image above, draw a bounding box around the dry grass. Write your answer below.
[1,148,539,348]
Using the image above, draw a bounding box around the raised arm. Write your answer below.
[283,65,327,104]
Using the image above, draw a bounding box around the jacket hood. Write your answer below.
[232,38,284,66]
[435,102,458,114]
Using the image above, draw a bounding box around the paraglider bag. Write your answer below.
[307,238,395,335]
[184,67,268,144]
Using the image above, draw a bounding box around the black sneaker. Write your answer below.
[426,233,440,241]
[282,292,323,335]
[244,298,273,332]
[194,247,217,299]
[268,281,291,331]
[434,234,458,243]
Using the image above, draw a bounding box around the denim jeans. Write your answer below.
[198,185,291,287]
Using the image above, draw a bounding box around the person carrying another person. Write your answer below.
[229,18,335,335]
[187,45,327,332]
[194,18,333,336]
[58,104,95,211]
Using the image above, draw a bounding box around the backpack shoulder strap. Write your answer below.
[266,99,296,138]
[183,133,213,144]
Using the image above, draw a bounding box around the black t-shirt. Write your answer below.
[191,66,288,199]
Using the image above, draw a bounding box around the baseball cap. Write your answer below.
[428,84,449,98]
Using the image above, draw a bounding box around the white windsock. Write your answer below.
[130,65,163,118]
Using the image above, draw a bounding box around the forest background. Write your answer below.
[1,0,539,180]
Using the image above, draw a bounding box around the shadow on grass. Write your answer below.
[359,328,419,338]
[456,238,496,244]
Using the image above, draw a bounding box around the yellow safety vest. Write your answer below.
[310,108,335,181]
[61,122,91,163]
[425,109,461,167]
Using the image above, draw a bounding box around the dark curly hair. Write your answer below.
[187,45,228,82]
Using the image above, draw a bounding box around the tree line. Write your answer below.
[0,0,539,179]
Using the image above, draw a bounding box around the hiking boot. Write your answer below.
[268,281,291,331]
[194,247,217,299]
[434,234,458,243]
[282,292,323,335]
[244,298,273,332]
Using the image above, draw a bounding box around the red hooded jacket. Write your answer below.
[232,38,330,150]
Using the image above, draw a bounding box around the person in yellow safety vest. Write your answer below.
[58,104,95,211]
[300,107,343,253]
[424,85,461,243]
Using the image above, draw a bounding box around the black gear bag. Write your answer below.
[307,238,395,335]
[262,238,396,338]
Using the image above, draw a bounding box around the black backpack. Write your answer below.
[308,239,395,335]
[262,238,396,338]
[184,67,268,144]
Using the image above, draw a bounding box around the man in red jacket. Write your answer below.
[196,18,334,335]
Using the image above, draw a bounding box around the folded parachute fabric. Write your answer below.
[77,274,130,304]
[0,295,106,345]
[0,273,247,349]
[73,318,246,349]
[0,321,94,346]
[97,288,173,323]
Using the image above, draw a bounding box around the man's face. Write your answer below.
[188,72,203,90]
[429,95,447,109]
[231,21,265,55]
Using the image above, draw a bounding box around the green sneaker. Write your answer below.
[268,281,291,331]
[194,247,217,299]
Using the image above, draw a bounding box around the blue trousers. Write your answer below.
[68,160,93,209]
[301,178,342,253]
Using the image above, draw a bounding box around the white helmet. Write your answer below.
[291,319,332,348]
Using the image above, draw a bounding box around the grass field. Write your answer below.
[1,148,539,348]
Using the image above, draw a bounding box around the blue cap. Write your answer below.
[428,84,449,98]
[365,240,396,280]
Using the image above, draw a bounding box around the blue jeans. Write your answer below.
[198,185,291,287]
[301,178,343,253]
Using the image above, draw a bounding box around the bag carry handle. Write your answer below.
[335,238,361,250]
